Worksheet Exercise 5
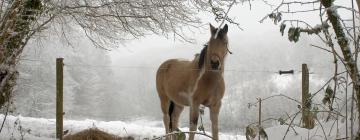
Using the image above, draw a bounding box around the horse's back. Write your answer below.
[156,59,195,105]
[156,58,193,81]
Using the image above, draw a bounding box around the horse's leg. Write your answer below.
[171,104,184,130]
[189,103,200,140]
[210,102,221,140]
[160,96,171,140]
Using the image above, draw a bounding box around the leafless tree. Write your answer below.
[0,0,242,111]
[258,0,360,139]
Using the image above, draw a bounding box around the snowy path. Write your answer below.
[0,115,245,140]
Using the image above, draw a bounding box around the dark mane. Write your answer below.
[198,44,207,69]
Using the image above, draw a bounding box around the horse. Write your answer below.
[156,23,229,140]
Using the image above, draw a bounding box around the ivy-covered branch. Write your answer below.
[320,0,360,138]
[0,0,43,108]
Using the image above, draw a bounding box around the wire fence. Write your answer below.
[12,57,354,140]
[18,57,340,74]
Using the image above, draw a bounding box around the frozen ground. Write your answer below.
[0,114,353,140]
[0,114,245,140]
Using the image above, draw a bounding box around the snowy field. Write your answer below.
[0,115,245,140]
[0,114,353,140]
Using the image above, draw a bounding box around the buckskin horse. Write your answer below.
[156,24,229,140]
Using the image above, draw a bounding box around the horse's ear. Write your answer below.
[221,24,228,34]
[210,24,216,36]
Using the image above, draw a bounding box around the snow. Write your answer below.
[0,114,353,140]
[0,114,245,140]
[6,1,357,140]
[265,120,348,140]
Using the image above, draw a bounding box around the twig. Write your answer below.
[279,8,320,14]
[151,131,213,140]
[310,71,347,100]
[282,0,320,5]
[345,73,349,140]
[0,99,10,133]
[336,137,350,140]
[247,118,282,126]
[310,44,331,53]
[261,0,276,7]
[259,0,284,23]
[327,116,338,136]
[311,110,344,118]
[258,98,261,140]
[308,44,349,76]
[214,0,237,39]
[123,127,128,135]
[248,94,301,107]
[350,83,355,140]
[282,111,300,140]
[281,19,327,43]
[286,112,298,135]
[259,0,320,22]
[314,117,328,140]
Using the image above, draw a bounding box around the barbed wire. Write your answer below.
[17,57,349,75]
[16,64,332,76]
[64,63,302,74]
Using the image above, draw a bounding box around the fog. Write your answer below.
[12,0,353,134]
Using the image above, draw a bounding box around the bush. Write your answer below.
[63,128,134,140]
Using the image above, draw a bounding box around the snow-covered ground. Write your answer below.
[265,120,350,140]
[0,114,245,140]
[0,114,353,140]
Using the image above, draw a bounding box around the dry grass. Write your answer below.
[63,128,134,140]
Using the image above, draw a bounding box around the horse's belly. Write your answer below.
[168,92,191,106]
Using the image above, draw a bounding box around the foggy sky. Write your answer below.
[12,0,357,134]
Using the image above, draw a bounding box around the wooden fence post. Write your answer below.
[56,58,64,140]
[302,64,314,129]
[258,98,261,140]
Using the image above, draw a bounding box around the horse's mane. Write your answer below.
[198,44,207,69]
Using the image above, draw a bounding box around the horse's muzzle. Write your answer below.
[210,60,220,70]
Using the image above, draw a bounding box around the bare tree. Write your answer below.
[0,0,242,110]
[259,0,360,139]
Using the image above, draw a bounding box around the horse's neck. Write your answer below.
[203,70,223,80]
[191,60,224,77]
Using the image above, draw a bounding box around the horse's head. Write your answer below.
[206,23,229,71]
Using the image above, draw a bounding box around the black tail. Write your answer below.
[168,101,175,131]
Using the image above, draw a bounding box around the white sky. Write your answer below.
[108,0,353,71]
[109,0,357,76]
[13,0,359,132]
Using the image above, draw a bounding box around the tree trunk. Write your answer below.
[0,0,42,108]
[356,0,360,17]
[320,0,360,138]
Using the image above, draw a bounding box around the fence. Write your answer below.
[51,57,348,140]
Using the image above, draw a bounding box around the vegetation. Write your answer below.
[63,128,134,140]
[0,0,239,110]
[246,0,360,139]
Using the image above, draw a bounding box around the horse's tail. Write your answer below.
[168,101,175,131]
